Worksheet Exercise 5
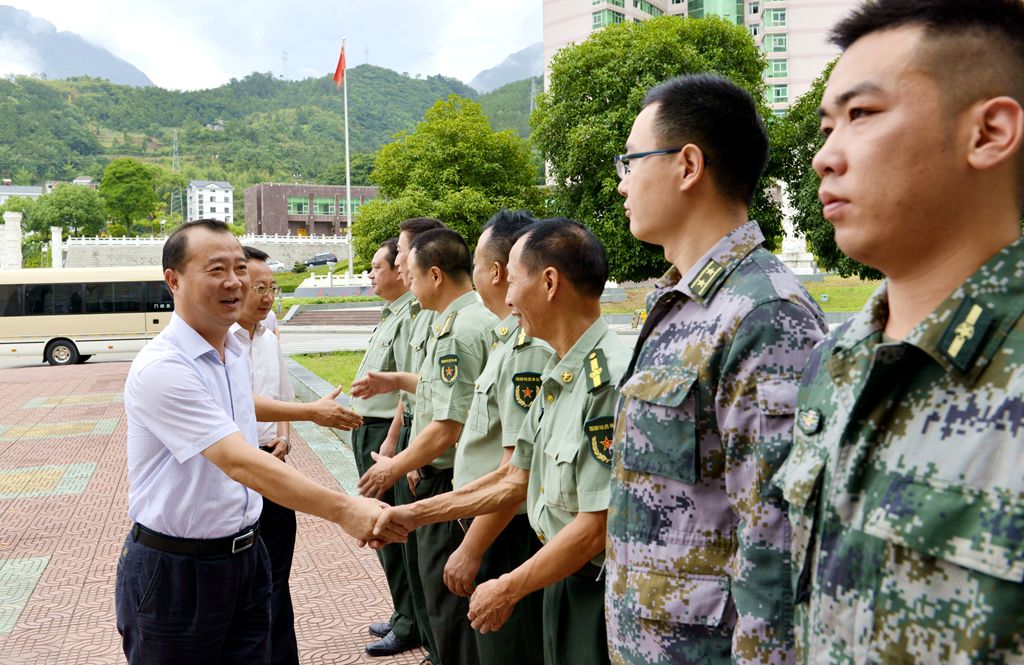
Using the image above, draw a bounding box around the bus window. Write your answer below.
[52,283,85,314]
[145,281,173,312]
[114,282,143,313]
[0,284,22,316]
[24,284,53,315]
[85,283,114,314]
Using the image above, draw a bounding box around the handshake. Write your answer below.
[352,504,419,549]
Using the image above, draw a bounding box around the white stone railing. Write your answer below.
[66,234,351,246]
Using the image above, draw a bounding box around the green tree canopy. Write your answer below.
[531,16,783,281]
[32,184,106,238]
[353,96,543,262]
[99,158,159,233]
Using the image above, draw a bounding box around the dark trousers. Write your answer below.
[416,468,479,665]
[475,513,545,665]
[542,568,611,665]
[351,418,419,643]
[394,423,439,659]
[260,497,298,665]
[115,525,273,665]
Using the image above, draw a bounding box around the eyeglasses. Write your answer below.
[252,284,281,298]
[613,148,685,179]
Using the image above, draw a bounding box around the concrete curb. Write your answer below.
[285,357,361,496]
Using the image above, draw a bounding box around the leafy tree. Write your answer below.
[353,96,543,260]
[532,16,783,281]
[99,158,159,234]
[31,185,106,237]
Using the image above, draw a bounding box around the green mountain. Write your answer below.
[0,66,536,214]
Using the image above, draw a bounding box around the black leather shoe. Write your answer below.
[365,631,421,657]
[368,621,392,638]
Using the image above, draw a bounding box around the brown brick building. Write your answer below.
[243,183,379,236]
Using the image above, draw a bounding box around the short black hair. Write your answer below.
[517,218,607,299]
[642,74,768,206]
[243,246,269,262]
[163,219,234,272]
[410,228,472,282]
[398,217,447,240]
[379,237,399,268]
[830,0,1024,111]
[480,209,538,266]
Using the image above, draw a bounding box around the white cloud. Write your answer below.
[0,36,42,77]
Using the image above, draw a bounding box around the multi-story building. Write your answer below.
[187,180,234,224]
[0,184,43,206]
[543,0,859,112]
[243,183,379,236]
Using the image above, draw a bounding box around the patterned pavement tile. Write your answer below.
[0,362,425,664]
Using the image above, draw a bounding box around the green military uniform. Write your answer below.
[392,299,437,660]
[412,290,499,665]
[773,235,1024,663]
[453,315,553,665]
[350,291,419,646]
[508,318,631,665]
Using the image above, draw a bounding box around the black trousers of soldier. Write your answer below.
[394,423,439,660]
[351,419,420,644]
[415,468,479,665]
[260,495,299,665]
[542,571,611,665]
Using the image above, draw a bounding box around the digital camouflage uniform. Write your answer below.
[509,318,631,665]
[350,290,419,646]
[453,315,552,665]
[412,290,499,665]
[773,235,1024,665]
[607,221,826,665]
[392,299,437,659]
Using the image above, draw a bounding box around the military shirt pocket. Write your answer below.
[626,568,731,627]
[862,476,1024,583]
[542,442,579,513]
[619,367,699,484]
[466,377,494,435]
[756,378,799,500]
[773,441,828,602]
[365,338,393,372]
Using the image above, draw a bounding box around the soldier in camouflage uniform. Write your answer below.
[772,1,1024,663]
[372,219,631,665]
[358,228,498,665]
[608,75,826,665]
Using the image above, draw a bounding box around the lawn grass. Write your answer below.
[274,265,331,294]
[804,275,882,311]
[280,295,382,310]
[601,288,651,315]
[290,352,365,390]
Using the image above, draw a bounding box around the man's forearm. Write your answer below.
[388,420,461,477]
[409,466,528,526]
[254,395,316,423]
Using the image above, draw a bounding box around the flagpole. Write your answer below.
[342,38,353,277]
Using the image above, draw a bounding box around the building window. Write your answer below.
[764,8,786,26]
[593,8,626,27]
[771,84,789,104]
[632,0,663,16]
[209,207,217,213]
[689,0,703,17]
[593,0,625,5]
[340,199,362,216]
[287,196,309,215]
[749,23,760,37]
[767,59,787,77]
[764,33,787,51]
[749,2,759,13]
[314,197,335,215]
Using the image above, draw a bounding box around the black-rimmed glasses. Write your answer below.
[613,148,685,179]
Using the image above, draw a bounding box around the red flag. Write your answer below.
[333,45,346,90]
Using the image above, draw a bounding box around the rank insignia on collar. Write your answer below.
[498,326,509,336]
[513,372,542,411]
[939,297,994,372]
[439,354,460,386]
[562,371,574,383]
[585,416,615,467]
[586,349,611,392]
[797,408,822,435]
[688,259,725,298]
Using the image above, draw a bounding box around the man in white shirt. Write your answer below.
[231,246,299,664]
[116,219,401,664]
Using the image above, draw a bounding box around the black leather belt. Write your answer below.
[418,464,449,479]
[361,416,393,425]
[132,522,260,556]
[573,561,604,581]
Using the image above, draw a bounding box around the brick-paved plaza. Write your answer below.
[0,361,424,665]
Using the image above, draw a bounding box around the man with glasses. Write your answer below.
[607,75,826,664]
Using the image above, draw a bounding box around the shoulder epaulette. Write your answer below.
[688,259,726,299]
[437,311,457,338]
[585,348,611,392]
[514,328,531,349]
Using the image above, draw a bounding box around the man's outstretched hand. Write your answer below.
[310,386,363,430]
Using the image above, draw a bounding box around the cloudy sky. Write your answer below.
[4,0,543,89]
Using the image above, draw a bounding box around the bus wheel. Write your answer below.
[77,355,92,364]
[45,340,80,366]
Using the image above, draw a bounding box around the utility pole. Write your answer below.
[169,130,184,228]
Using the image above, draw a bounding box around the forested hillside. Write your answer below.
[0,65,535,194]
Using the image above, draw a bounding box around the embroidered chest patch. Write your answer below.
[585,416,615,467]
[439,354,460,386]
[512,373,542,411]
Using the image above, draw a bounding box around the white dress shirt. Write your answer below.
[124,314,262,538]
[230,321,294,445]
